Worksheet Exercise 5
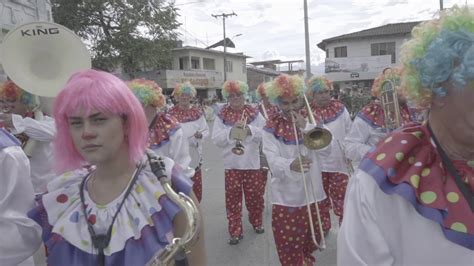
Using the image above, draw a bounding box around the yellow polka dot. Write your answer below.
[154,191,163,200]
[279,213,283,217]
[395,152,404,162]
[467,160,474,168]
[412,131,423,139]
[376,153,386,161]
[408,157,416,164]
[285,225,290,230]
[81,240,89,246]
[450,222,467,233]
[288,237,293,241]
[421,168,431,177]
[420,191,437,204]
[135,185,144,194]
[384,136,393,143]
[410,175,420,188]
[446,192,459,203]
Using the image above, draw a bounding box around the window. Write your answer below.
[179,57,189,70]
[334,46,347,58]
[225,60,233,72]
[326,49,329,58]
[191,57,200,69]
[203,58,215,70]
[371,42,396,63]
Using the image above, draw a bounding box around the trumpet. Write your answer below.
[291,113,326,250]
[380,80,402,130]
[229,110,248,155]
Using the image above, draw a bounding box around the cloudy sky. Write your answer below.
[171,0,470,73]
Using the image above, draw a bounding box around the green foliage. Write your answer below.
[51,0,180,73]
[340,91,372,119]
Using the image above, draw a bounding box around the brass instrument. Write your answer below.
[291,114,326,250]
[229,111,248,155]
[302,94,332,150]
[380,80,402,130]
[336,140,355,176]
[146,150,201,266]
[1,22,91,157]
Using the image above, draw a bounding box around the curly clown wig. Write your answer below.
[0,80,35,106]
[371,67,403,97]
[172,81,197,98]
[256,81,272,100]
[126,79,166,109]
[401,6,474,108]
[266,74,305,105]
[222,80,249,100]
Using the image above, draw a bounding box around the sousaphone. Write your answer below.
[1,21,91,155]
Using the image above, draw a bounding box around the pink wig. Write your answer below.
[53,69,148,173]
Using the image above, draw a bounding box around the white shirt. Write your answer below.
[11,114,56,194]
[321,108,352,174]
[211,112,265,170]
[262,123,331,207]
[179,116,210,169]
[338,169,473,266]
[0,146,42,266]
[344,116,387,168]
[151,127,195,178]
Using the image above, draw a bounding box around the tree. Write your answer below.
[51,0,180,74]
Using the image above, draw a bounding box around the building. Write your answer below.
[317,21,421,92]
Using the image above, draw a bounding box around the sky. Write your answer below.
[170,0,470,74]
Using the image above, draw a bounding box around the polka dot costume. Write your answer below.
[361,123,474,249]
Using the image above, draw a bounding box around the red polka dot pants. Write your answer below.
[318,172,349,230]
[225,169,267,237]
[272,204,322,266]
[192,167,202,202]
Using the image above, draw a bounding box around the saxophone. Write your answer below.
[145,150,201,266]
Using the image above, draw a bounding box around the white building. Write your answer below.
[132,46,249,100]
[317,21,420,92]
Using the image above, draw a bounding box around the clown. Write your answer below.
[344,67,413,168]
[0,80,56,193]
[304,76,352,234]
[339,6,474,264]
[127,79,195,180]
[211,80,266,245]
[262,74,332,265]
[168,82,209,202]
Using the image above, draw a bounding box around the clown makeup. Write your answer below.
[177,94,193,109]
[313,89,331,107]
[228,92,245,110]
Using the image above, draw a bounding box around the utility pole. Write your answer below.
[212,12,237,82]
[304,0,312,81]
[440,0,443,10]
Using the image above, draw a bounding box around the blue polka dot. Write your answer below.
[149,207,157,214]
[69,211,80,223]
[387,168,396,177]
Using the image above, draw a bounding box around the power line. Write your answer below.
[211,12,237,81]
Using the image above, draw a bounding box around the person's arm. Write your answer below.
[343,108,353,135]
[245,114,265,144]
[211,117,232,148]
[11,114,56,141]
[173,192,207,266]
[0,147,42,266]
[169,129,195,178]
[337,170,394,265]
[344,117,373,163]
[262,131,296,179]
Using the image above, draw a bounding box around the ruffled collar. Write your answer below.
[309,99,346,124]
[259,103,280,120]
[168,106,203,123]
[263,113,302,145]
[360,123,474,250]
[357,102,412,130]
[217,104,259,126]
[149,113,181,148]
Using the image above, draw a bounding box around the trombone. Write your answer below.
[288,94,332,250]
[380,80,402,130]
[229,110,248,155]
